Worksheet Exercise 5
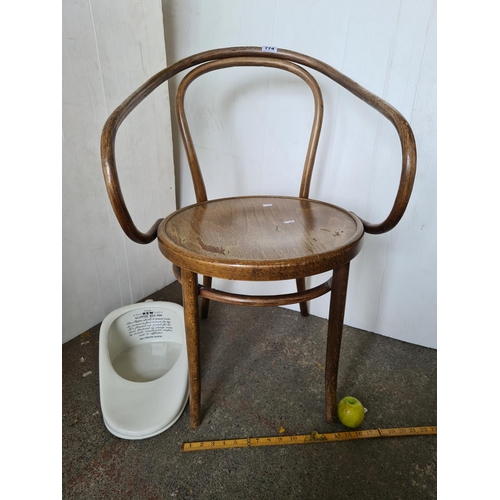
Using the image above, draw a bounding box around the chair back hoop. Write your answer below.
[175,56,324,203]
[101,47,416,243]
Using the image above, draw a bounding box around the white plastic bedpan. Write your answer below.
[99,300,188,439]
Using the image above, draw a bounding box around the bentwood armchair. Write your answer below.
[101,47,416,428]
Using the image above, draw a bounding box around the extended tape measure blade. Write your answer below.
[181,425,436,452]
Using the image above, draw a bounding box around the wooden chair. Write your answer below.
[101,47,416,429]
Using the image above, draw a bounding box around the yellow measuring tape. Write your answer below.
[181,425,437,452]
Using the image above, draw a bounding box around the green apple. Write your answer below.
[337,396,365,428]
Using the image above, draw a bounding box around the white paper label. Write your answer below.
[262,46,278,53]
[126,310,173,341]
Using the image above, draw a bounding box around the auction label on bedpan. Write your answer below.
[126,310,173,341]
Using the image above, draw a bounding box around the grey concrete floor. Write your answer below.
[62,281,437,499]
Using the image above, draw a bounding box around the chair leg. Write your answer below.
[181,268,201,428]
[325,262,350,424]
[200,275,212,319]
[296,277,309,317]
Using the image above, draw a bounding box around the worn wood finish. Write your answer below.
[174,262,332,307]
[199,277,333,307]
[100,47,417,428]
[158,196,363,281]
[325,262,350,424]
[181,268,201,428]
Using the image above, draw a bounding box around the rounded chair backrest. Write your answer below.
[175,56,324,203]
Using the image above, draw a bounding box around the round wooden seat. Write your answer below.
[158,196,364,281]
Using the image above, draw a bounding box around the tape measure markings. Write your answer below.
[181,425,437,452]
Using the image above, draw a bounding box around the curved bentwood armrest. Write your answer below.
[100,47,416,243]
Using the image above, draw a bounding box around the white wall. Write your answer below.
[62,0,177,343]
[162,0,437,348]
